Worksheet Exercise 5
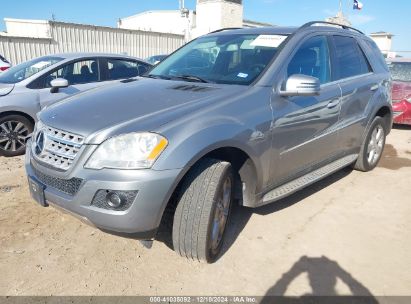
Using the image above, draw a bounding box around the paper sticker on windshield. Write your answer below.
[31,61,51,69]
[250,35,287,48]
[237,73,248,78]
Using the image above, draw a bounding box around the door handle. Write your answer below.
[370,84,379,91]
[327,99,340,109]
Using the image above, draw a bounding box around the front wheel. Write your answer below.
[353,116,387,172]
[172,158,234,263]
[0,115,33,157]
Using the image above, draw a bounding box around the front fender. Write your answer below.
[153,117,268,193]
[0,90,39,121]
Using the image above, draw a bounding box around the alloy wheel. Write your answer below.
[0,120,29,152]
[366,124,385,166]
[210,176,232,254]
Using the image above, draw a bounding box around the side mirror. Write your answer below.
[279,74,320,97]
[50,78,69,93]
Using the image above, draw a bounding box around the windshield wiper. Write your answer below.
[142,74,172,80]
[172,75,210,83]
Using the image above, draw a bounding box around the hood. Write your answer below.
[392,81,411,101]
[0,83,14,96]
[40,78,246,144]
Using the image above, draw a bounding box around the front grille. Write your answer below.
[33,166,83,196]
[33,123,84,171]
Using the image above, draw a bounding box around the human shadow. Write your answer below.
[261,256,378,303]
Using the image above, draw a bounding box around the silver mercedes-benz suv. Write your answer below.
[26,22,392,263]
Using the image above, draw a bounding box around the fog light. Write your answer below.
[106,191,126,208]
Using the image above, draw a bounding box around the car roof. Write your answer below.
[206,24,366,38]
[207,26,298,36]
[49,52,147,62]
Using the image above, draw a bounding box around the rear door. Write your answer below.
[330,35,376,152]
[100,58,151,81]
[270,35,342,184]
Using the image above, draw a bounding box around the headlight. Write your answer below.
[85,133,168,170]
[407,98,411,104]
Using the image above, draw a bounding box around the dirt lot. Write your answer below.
[0,127,410,297]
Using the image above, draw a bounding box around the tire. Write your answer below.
[353,116,387,172]
[172,158,234,263]
[0,115,33,157]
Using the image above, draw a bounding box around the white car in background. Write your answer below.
[0,54,11,72]
[0,53,152,156]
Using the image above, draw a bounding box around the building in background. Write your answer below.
[324,5,396,58]
[325,10,352,27]
[118,0,271,41]
[370,32,395,57]
[1,0,274,64]
[0,18,184,65]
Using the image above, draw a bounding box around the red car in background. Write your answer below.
[387,58,411,125]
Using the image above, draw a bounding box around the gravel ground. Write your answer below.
[0,127,410,297]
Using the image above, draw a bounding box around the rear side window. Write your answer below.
[332,36,372,80]
[364,39,389,72]
[106,59,149,80]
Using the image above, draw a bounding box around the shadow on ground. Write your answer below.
[378,144,411,170]
[219,167,353,260]
[156,140,411,261]
[261,256,378,302]
[157,166,354,262]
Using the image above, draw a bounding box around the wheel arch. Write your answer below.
[0,110,36,126]
[374,105,393,134]
[156,144,260,239]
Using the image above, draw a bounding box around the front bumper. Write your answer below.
[25,141,182,239]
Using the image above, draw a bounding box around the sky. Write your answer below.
[1,0,410,53]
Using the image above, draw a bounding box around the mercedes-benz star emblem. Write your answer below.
[34,130,45,155]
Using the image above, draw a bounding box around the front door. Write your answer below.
[37,58,105,109]
[270,35,342,185]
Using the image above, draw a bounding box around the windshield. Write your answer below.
[387,62,411,82]
[0,56,63,84]
[148,33,288,85]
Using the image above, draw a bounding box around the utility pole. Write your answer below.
[179,0,190,42]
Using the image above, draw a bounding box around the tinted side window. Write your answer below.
[44,59,99,87]
[106,59,146,80]
[287,35,331,84]
[364,39,389,72]
[332,36,372,80]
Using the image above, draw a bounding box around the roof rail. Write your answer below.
[209,27,243,34]
[300,21,364,35]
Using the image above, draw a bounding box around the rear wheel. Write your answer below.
[0,115,33,157]
[353,116,386,172]
[172,158,233,263]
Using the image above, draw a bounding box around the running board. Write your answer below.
[261,154,358,205]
